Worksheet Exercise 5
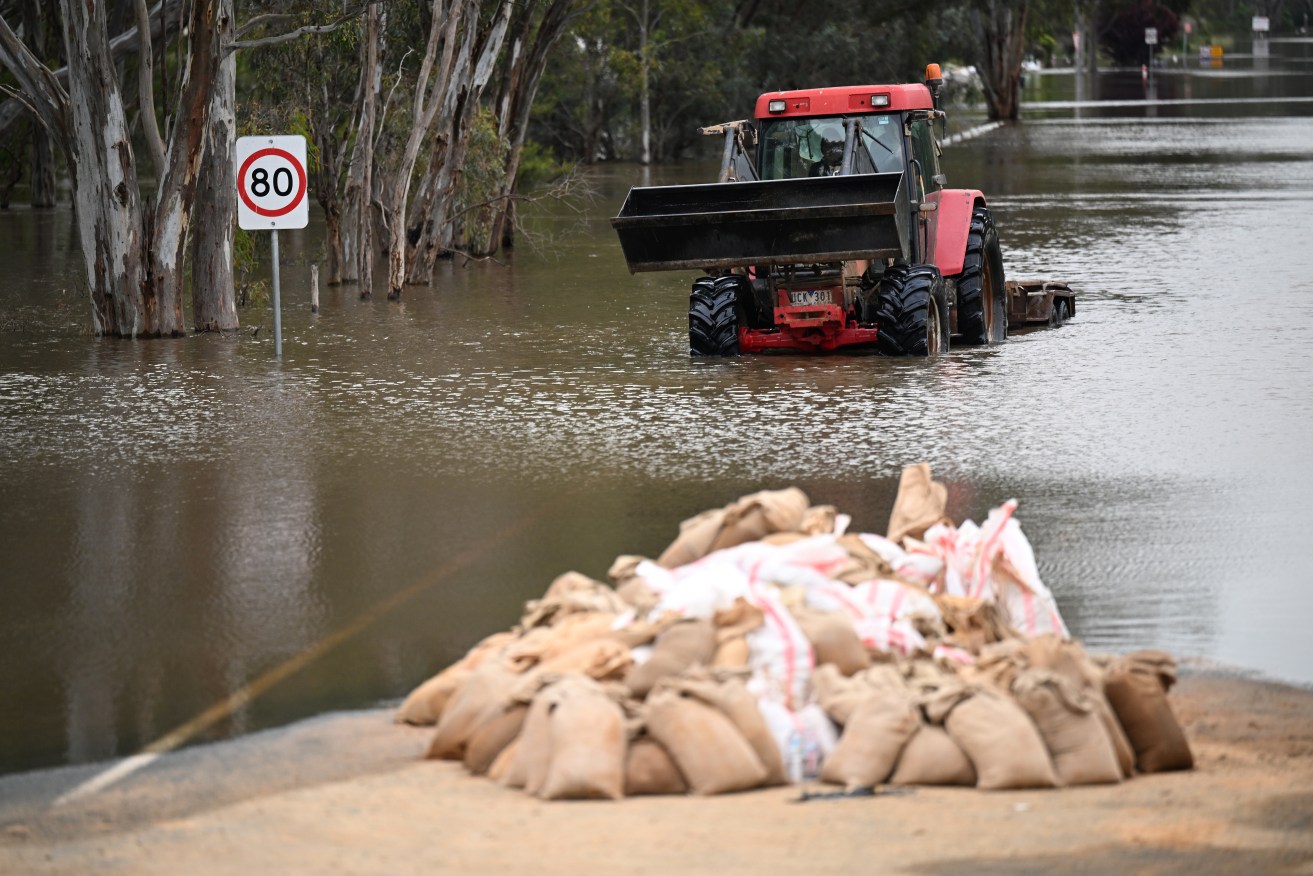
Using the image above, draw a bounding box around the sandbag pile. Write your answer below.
[398,470,1194,800]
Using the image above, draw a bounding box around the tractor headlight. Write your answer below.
[870,93,890,108]
[768,99,787,113]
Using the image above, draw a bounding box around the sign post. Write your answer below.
[236,135,309,359]
[1144,27,1158,88]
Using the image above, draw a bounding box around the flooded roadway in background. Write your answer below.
[2,58,1312,776]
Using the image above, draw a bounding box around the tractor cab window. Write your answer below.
[907,116,941,198]
[759,116,846,179]
[856,114,904,175]
[759,113,905,180]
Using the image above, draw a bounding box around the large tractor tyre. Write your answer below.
[874,264,949,357]
[717,274,768,330]
[689,276,739,356]
[953,206,1007,345]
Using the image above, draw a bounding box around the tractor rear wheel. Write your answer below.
[954,206,1007,345]
[874,264,949,357]
[689,276,739,356]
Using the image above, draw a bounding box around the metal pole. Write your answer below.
[271,228,283,359]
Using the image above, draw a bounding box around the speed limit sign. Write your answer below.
[236,135,309,230]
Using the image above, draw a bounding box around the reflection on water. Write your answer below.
[2,62,1313,776]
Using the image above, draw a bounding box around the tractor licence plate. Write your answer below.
[789,290,828,306]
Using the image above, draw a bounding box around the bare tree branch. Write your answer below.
[133,0,167,180]
[227,4,368,57]
[0,0,183,139]
[375,47,415,155]
[235,12,295,38]
[0,83,57,139]
[0,12,68,144]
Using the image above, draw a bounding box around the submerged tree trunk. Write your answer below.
[380,0,462,302]
[405,0,512,285]
[61,1,152,335]
[142,0,216,337]
[404,139,449,285]
[346,2,380,297]
[637,0,651,166]
[0,0,216,337]
[974,0,1028,121]
[22,0,56,207]
[312,95,348,285]
[381,0,469,302]
[189,0,237,332]
[484,0,586,257]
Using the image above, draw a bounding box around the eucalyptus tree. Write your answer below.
[973,0,1028,120]
[480,0,592,256]
[237,2,368,287]
[367,0,511,300]
[0,0,221,336]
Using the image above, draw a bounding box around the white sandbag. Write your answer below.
[757,699,839,783]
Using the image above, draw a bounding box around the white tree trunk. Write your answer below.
[189,0,237,332]
[639,0,650,166]
[383,0,470,301]
[347,2,380,297]
[406,0,512,284]
[61,0,149,336]
[484,0,585,256]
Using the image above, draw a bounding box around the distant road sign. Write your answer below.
[1253,16,1270,32]
[1145,27,1158,45]
[236,135,308,230]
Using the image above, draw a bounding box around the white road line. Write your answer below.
[53,753,161,806]
[944,121,1005,147]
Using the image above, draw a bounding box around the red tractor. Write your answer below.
[612,65,1031,356]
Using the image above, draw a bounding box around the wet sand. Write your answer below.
[1,670,1310,875]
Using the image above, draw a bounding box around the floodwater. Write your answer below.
[2,56,1313,777]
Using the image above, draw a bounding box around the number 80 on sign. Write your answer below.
[236,135,309,230]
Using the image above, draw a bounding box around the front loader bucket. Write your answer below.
[611,173,909,273]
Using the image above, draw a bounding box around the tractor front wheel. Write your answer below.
[954,206,1007,345]
[874,264,949,357]
[689,276,740,356]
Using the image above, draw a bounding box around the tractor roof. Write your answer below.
[753,83,933,119]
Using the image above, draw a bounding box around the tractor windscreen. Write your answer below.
[758,113,904,180]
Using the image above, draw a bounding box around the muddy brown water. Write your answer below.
[2,64,1312,777]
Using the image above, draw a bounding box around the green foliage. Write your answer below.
[233,228,270,309]
[451,107,511,251]
[517,140,574,192]
[529,0,1012,163]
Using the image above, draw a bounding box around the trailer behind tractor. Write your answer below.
[611,65,1072,356]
